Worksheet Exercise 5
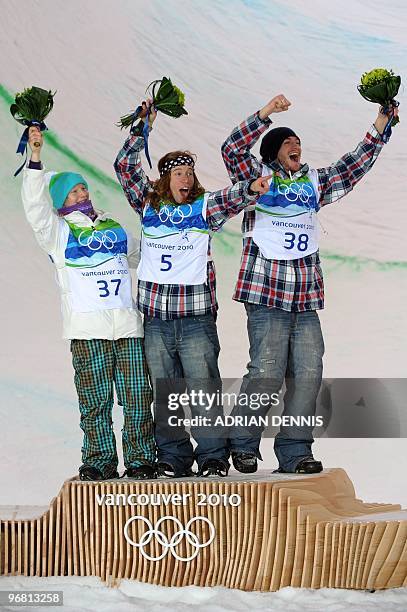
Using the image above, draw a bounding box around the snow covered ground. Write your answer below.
[0,0,406,609]
[0,577,406,612]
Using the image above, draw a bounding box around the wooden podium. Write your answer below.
[1,469,406,591]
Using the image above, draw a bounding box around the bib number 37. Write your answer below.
[97,278,121,297]
[284,232,309,252]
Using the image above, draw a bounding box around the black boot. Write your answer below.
[294,457,323,473]
[231,452,258,474]
[123,465,156,480]
[197,459,229,477]
[156,462,194,478]
[274,456,323,474]
[79,464,119,481]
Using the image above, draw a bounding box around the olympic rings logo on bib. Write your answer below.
[158,204,193,225]
[277,182,314,204]
[124,515,215,562]
[78,229,118,251]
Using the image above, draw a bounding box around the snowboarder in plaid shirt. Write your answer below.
[221,94,399,474]
[115,100,272,478]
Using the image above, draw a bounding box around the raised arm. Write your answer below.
[206,175,273,231]
[114,100,157,215]
[114,136,152,216]
[221,94,291,183]
[317,105,399,207]
[21,126,60,255]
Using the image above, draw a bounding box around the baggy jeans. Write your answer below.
[229,304,324,472]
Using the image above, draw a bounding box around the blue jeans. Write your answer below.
[229,304,324,472]
[144,314,229,472]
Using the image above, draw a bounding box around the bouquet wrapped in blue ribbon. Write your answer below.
[358,68,401,142]
[117,77,187,168]
[10,86,55,176]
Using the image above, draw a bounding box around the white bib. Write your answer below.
[63,219,133,312]
[250,167,320,260]
[137,194,210,285]
[67,255,133,312]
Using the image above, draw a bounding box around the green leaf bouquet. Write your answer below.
[117,76,187,129]
[10,86,55,127]
[10,86,55,176]
[358,68,400,127]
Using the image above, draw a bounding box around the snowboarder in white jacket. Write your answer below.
[21,126,156,481]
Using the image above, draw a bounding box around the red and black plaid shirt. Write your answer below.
[114,135,257,319]
[221,112,385,311]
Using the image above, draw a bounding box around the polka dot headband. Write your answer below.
[159,155,195,177]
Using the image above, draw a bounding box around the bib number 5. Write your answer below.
[97,278,121,297]
[284,232,309,252]
[160,254,173,272]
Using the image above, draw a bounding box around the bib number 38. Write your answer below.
[284,232,309,252]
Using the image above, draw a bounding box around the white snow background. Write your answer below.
[0,0,406,609]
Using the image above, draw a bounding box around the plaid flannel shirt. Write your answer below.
[114,135,257,319]
[221,112,385,311]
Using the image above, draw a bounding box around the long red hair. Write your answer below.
[146,150,205,211]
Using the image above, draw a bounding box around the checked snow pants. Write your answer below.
[71,338,155,475]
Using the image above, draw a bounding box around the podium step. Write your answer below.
[1,469,406,591]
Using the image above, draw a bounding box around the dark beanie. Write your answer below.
[260,127,299,165]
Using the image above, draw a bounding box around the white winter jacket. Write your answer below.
[21,167,143,340]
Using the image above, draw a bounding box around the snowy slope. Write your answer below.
[0,2,406,608]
